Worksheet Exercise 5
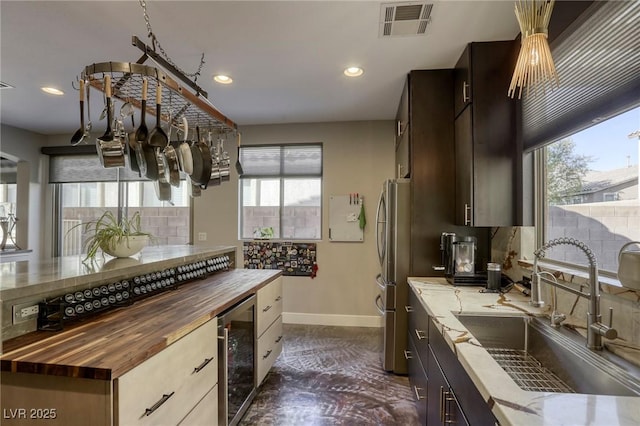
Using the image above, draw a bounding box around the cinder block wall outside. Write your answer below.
[63,207,190,254]
[547,204,640,272]
[242,206,320,239]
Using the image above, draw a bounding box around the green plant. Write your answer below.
[69,211,152,260]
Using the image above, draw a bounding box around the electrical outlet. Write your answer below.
[12,302,39,325]
[198,232,207,241]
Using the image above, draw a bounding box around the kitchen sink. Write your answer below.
[455,314,640,396]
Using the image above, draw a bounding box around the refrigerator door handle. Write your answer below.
[375,188,386,265]
[375,273,386,291]
[374,294,385,315]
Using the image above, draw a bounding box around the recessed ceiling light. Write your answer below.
[213,75,233,84]
[41,87,64,96]
[344,67,364,77]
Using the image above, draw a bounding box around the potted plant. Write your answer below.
[71,211,152,260]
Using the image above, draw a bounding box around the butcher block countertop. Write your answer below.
[1,268,281,381]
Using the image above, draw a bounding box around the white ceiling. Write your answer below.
[0,1,520,135]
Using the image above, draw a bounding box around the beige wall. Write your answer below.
[193,121,395,325]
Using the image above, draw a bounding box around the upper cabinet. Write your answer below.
[395,79,410,178]
[453,41,532,227]
[453,47,471,118]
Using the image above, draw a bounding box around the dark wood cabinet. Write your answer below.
[427,346,470,426]
[402,70,491,276]
[395,79,410,178]
[408,286,497,426]
[453,46,471,118]
[453,41,532,227]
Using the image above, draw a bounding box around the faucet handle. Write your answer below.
[608,307,614,329]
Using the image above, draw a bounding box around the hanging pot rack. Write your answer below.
[81,60,237,134]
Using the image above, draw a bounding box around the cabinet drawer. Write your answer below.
[256,315,283,385]
[178,384,217,426]
[407,335,427,425]
[407,289,429,367]
[257,277,283,337]
[116,319,218,426]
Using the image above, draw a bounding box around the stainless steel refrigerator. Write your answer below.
[375,178,411,374]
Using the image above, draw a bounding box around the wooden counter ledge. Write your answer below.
[1,269,281,380]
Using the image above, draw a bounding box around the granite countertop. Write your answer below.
[2,269,281,380]
[409,277,640,426]
[0,245,235,300]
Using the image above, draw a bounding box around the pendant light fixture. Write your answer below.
[508,0,559,99]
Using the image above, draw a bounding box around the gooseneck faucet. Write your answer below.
[531,237,617,350]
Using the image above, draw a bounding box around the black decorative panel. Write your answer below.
[243,242,317,276]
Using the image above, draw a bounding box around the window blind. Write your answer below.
[49,154,152,183]
[523,1,640,151]
[240,144,323,177]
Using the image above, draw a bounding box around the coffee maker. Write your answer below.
[439,232,486,285]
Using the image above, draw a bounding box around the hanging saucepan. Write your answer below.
[219,131,231,182]
[208,130,221,187]
[177,117,193,175]
[154,179,172,201]
[162,123,181,187]
[134,77,149,177]
[96,75,125,169]
[189,126,213,188]
[186,175,201,198]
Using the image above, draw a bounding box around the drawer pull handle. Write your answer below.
[403,350,413,360]
[413,385,425,401]
[193,357,213,374]
[263,305,272,313]
[405,305,414,313]
[275,335,283,343]
[263,349,272,360]
[415,329,427,340]
[145,392,174,416]
[275,296,282,302]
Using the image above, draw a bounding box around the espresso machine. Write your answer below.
[439,232,487,285]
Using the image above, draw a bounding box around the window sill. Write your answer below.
[517,258,625,290]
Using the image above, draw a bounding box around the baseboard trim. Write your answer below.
[282,312,383,328]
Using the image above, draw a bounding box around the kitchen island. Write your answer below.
[0,246,282,425]
[409,278,640,426]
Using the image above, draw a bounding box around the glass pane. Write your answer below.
[59,181,190,256]
[282,178,321,239]
[544,106,640,273]
[241,178,280,239]
[0,183,18,249]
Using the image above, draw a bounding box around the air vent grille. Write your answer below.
[379,2,434,37]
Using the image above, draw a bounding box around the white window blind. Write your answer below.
[240,144,323,177]
[523,1,640,151]
[48,154,166,183]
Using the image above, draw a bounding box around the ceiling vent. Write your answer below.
[380,2,433,37]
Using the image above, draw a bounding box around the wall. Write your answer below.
[0,124,47,261]
[193,121,394,326]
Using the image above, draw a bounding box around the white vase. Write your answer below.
[100,235,149,258]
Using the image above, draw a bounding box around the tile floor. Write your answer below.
[240,324,419,426]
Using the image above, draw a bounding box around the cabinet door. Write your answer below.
[395,79,410,178]
[454,45,471,118]
[454,106,473,226]
[426,346,448,426]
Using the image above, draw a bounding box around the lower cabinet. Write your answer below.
[115,318,218,426]
[255,277,284,386]
[407,287,496,426]
[179,385,218,426]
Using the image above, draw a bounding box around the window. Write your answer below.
[0,157,18,249]
[541,107,639,274]
[49,153,190,256]
[239,144,322,240]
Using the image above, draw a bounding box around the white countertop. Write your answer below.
[408,277,640,426]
